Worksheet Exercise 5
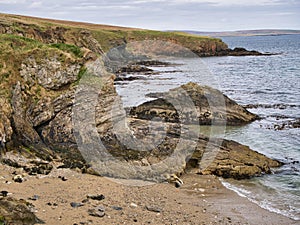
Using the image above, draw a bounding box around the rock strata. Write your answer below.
[130,82,258,125]
[0,14,281,184]
[188,138,283,179]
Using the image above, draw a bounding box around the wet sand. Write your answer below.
[0,164,297,225]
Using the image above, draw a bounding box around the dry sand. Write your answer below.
[0,164,297,225]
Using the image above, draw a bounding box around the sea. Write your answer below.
[114,34,300,221]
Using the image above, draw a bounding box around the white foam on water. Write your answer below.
[221,179,300,221]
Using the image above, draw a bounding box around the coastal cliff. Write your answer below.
[0,13,270,57]
[0,14,287,225]
[0,13,281,180]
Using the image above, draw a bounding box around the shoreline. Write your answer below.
[220,179,300,222]
[0,164,296,224]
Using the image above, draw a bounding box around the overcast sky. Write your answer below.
[0,0,299,31]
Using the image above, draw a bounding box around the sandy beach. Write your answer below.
[0,164,296,225]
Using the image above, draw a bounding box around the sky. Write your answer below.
[0,0,299,31]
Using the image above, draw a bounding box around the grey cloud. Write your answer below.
[0,0,299,31]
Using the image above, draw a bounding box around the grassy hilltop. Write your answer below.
[0,13,228,110]
[0,13,227,52]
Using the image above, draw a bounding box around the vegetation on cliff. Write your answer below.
[0,13,281,183]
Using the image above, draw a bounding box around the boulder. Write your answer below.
[187,138,283,179]
[130,82,258,125]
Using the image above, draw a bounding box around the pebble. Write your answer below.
[70,202,84,208]
[58,176,68,181]
[47,202,58,206]
[112,206,123,211]
[28,195,39,201]
[145,205,162,213]
[88,206,105,217]
[130,203,138,208]
[0,190,9,197]
[13,174,24,183]
[87,194,105,201]
[82,198,89,203]
[175,181,182,188]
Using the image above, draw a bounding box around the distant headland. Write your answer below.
[178,29,300,37]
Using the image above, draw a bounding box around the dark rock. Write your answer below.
[264,118,300,131]
[114,75,144,82]
[116,64,153,74]
[0,191,8,197]
[111,206,123,211]
[2,158,22,168]
[58,176,68,181]
[215,47,275,57]
[87,194,105,201]
[82,199,89,203]
[28,195,39,201]
[145,205,162,213]
[13,175,24,183]
[175,181,182,188]
[88,206,105,218]
[135,60,173,67]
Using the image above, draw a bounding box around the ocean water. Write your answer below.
[204,35,300,221]
[115,34,300,220]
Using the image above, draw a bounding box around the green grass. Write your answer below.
[77,66,87,80]
[0,34,83,59]
[50,43,82,57]
[0,216,5,225]
[0,34,43,53]
[91,29,125,51]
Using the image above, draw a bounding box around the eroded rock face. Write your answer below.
[20,56,81,90]
[0,99,13,149]
[1,55,280,180]
[11,81,42,147]
[130,82,258,126]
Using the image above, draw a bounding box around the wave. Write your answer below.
[221,180,300,221]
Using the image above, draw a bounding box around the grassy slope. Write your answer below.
[0,13,227,106]
[0,13,227,51]
[0,34,82,101]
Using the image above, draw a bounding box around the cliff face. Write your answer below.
[0,14,281,180]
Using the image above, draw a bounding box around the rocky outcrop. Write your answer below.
[0,197,42,225]
[0,99,12,149]
[122,117,282,180]
[216,47,273,57]
[20,56,81,90]
[0,14,281,181]
[187,138,282,179]
[130,82,258,125]
[0,53,279,180]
